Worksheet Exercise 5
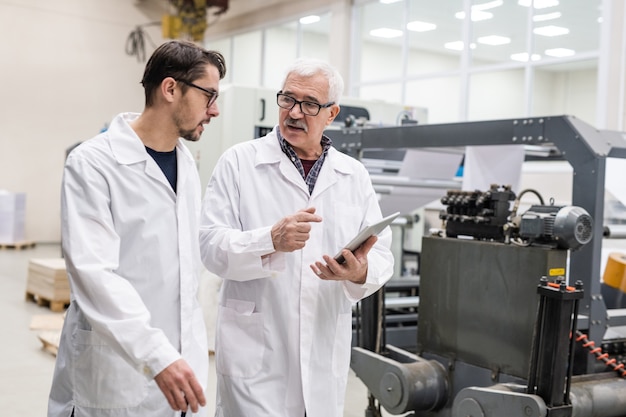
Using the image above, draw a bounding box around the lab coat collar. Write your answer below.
[107,112,195,166]
[254,126,283,166]
[108,113,149,165]
[107,112,195,192]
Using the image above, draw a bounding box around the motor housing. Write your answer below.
[519,205,593,250]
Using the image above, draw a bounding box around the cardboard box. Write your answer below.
[0,191,26,244]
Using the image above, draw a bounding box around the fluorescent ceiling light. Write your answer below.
[379,0,402,3]
[406,21,437,32]
[455,0,501,21]
[533,12,561,22]
[545,48,575,57]
[518,0,559,8]
[510,52,541,62]
[477,35,511,45]
[370,28,403,38]
[533,25,569,36]
[299,15,320,25]
[444,41,477,51]
[473,0,503,10]
[455,10,493,21]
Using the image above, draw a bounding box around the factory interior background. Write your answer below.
[3,0,626,416]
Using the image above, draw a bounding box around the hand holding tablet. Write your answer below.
[333,212,401,264]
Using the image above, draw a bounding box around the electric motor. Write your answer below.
[519,205,593,250]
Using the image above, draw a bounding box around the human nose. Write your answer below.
[288,102,304,117]
[207,101,219,117]
[206,103,220,117]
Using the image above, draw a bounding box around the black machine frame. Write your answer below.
[327,114,626,374]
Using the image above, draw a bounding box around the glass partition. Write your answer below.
[263,23,298,89]
[467,69,526,120]
[532,59,597,125]
[407,0,463,75]
[406,76,460,124]
[210,0,602,124]
[232,31,262,86]
[359,0,405,81]
[301,12,331,61]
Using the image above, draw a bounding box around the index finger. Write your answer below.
[294,209,322,223]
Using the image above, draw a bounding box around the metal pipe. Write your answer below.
[570,374,626,417]
[603,224,626,239]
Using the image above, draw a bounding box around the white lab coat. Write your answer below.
[199,127,394,417]
[48,113,208,417]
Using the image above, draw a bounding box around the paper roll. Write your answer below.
[602,252,626,291]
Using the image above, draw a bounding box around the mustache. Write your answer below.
[283,118,308,133]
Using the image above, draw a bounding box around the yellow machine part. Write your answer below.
[603,252,626,292]
[162,14,182,39]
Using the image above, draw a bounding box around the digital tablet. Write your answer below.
[333,211,401,264]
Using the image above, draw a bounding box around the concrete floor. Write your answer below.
[0,243,390,417]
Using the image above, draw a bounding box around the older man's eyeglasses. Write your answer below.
[276,93,334,116]
[179,79,219,108]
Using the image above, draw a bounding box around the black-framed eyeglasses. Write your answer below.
[276,93,334,116]
[178,79,219,108]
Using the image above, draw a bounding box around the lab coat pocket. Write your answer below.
[216,300,265,378]
[73,329,148,408]
[331,312,353,377]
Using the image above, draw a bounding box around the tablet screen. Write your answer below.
[333,211,400,263]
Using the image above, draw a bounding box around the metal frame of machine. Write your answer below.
[326,115,626,416]
[328,115,626,363]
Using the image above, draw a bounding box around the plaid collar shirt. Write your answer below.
[277,127,333,195]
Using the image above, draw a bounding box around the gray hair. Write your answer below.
[281,58,344,103]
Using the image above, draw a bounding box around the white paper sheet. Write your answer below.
[606,158,626,205]
[373,149,464,216]
[462,145,525,192]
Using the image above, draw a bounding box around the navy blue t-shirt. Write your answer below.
[146,146,177,192]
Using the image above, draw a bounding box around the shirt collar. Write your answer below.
[276,126,333,160]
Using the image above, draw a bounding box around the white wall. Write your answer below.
[0,0,164,242]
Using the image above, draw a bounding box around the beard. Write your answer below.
[180,128,200,142]
[173,109,202,142]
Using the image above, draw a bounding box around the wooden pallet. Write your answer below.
[25,291,69,312]
[0,241,36,250]
[30,313,65,331]
[38,331,61,356]
[31,314,64,357]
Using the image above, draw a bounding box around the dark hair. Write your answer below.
[141,40,226,106]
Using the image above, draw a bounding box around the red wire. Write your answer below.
[575,331,625,378]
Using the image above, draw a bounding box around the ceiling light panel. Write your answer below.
[518,0,560,8]
[406,21,437,32]
[533,25,570,36]
[370,28,403,38]
[545,47,575,57]
[477,35,511,46]
[510,52,542,62]
[533,12,561,22]
[299,15,320,25]
[444,41,476,51]
[473,0,504,10]
[455,10,494,22]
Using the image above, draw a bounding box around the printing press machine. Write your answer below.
[327,115,626,417]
